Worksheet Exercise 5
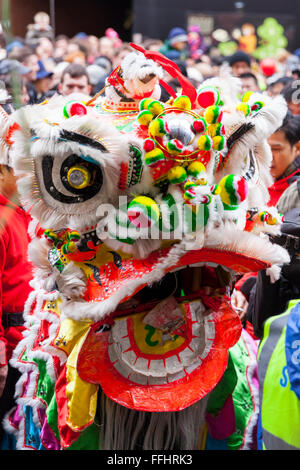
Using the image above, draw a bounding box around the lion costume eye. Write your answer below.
[67,165,91,190]
[41,153,103,204]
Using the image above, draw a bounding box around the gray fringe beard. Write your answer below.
[97,392,209,450]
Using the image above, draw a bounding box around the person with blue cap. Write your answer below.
[0,59,31,108]
[32,60,54,103]
[159,27,188,61]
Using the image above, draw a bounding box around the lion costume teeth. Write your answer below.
[0,45,290,450]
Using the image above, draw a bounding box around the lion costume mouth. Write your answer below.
[76,255,243,412]
[77,293,242,412]
[52,228,286,412]
[62,225,288,321]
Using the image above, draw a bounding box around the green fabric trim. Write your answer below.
[206,353,237,415]
[226,336,254,450]
[33,357,55,406]
[67,423,100,450]
[46,393,60,443]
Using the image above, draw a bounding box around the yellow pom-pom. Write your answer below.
[149,117,167,137]
[207,123,225,138]
[139,98,153,111]
[147,100,164,116]
[212,135,226,151]
[236,103,251,116]
[241,91,253,103]
[196,177,207,186]
[173,95,192,111]
[204,105,222,124]
[167,166,187,185]
[197,135,213,151]
[144,148,165,166]
[128,196,160,228]
[187,161,206,178]
[137,110,153,126]
[67,241,77,253]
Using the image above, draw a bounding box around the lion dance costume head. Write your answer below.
[0,44,289,450]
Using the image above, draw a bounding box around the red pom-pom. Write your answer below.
[192,119,206,134]
[143,138,156,152]
[197,87,220,109]
[260,58,277,77]
[70,102,87,116]
[63,101,88,118]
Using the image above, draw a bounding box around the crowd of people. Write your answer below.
[1,10,300,451]
[0,12,299,110]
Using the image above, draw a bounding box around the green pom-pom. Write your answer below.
[139,98,152,111]
[251,101,265,112]
[216,174,248,208]
[184,181,197,190]
[144,148,165,166]
[128,196,160,228]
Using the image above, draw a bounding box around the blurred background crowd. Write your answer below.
[0,6,300,113]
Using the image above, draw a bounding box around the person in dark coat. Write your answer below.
[249,208,300,338]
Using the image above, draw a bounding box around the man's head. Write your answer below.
[0,164,19,204]
[282,81,300,115]
[239,72,260,94]
[229,51,251,77]
[11,46,40,82]
[268,113,300,180]
[99,37,114,60]
[0,73,29,107]
[36,37,54,59]
[112,43,132,67]
[268,77,292,97]
[58,63,92,96]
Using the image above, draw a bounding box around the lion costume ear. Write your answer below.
[217,94,288,208]
[221,94,287,173]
